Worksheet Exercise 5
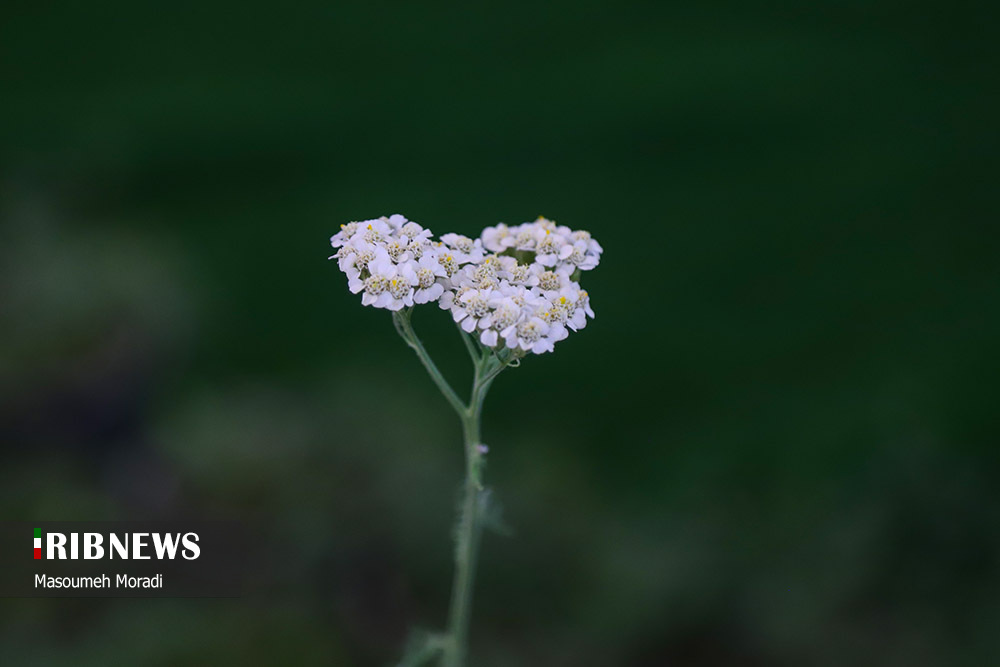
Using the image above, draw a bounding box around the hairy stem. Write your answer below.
[444,389,485,667]
[393,310,506,667]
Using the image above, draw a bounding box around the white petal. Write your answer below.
[532,340,552,354]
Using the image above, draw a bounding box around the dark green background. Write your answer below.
[1,2,996,665]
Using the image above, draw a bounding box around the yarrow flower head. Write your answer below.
[330,214,447,312]
[330,214,601,354]
[479,216,603,273]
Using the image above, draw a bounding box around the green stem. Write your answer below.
[393,309,507,667]
[443,387,485,667]
[455,320,480,366]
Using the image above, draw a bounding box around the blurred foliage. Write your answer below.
[1,1,997,665]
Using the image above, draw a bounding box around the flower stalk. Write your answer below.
[446,370,486,667]
[333,214,601,666]
[392,310,511,667]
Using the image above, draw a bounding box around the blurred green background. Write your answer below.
[1,1,997,665]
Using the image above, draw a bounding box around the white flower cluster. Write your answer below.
[330,215,601,354]
[329,214,445,311]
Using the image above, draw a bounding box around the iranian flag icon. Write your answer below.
[34,528,41,559]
